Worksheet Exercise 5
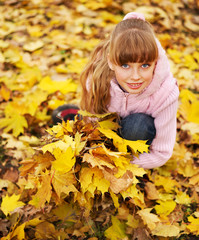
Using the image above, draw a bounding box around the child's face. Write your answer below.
[108,61,156,94]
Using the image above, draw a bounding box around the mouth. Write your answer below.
[127,82,143,89]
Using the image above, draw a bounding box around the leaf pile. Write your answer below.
[0,0,199,239]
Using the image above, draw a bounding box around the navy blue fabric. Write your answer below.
[120,113,156,144]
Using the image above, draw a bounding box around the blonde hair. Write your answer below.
[80,18,158,114]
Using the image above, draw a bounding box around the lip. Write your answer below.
[127,82,143,89]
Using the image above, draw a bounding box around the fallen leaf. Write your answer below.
[137,208,160,230]
[151,223,180,237]
[104,216,127,240]
[1,194,25,216]
[0,114,28,137]
[52,147,76,173]
[144,182,159,200]
[155,200,176,217]
[23,40,44,52]
[187,216,199,235]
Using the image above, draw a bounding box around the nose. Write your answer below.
[131,68,140,80]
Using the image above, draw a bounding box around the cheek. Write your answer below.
[144,71,154,81]
[115,70,125,80]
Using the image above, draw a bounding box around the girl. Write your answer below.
[52,12,179,169]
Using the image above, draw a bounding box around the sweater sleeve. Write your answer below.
[132,86,179,169]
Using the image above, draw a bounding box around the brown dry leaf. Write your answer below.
[144,182,159,200]
[3,167,18,183]
[132,228,152,240]
[35,222,58,239]
[137,208,160,231]
[103,169,133,194]
[134,6,170,29]
[184,15,199,32]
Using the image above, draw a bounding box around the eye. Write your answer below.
[121,64,129,69]
[141,64,150,68]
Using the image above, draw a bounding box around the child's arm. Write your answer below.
[132,88,179,169]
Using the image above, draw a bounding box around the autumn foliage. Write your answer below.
[0,0,199,239]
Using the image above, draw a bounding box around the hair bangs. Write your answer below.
[110,29,158,65]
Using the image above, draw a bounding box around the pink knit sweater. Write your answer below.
[108,40,179,169]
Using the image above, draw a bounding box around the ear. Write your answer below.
[107,55,114,70]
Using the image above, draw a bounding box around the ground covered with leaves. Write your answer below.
[0,0,199,239]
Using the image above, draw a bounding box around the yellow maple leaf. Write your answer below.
[58,57,88,74]
[187,101,199,124]
[110,190,120,208]
[52,202,79,222]
[180,89,197,102]
[52,147,76,173]
[82,152,115,170]
[121,184,145,208]
[155,200,176,217]
[93,174,110,195]
[3,47,21,63]
[98,127,148,153]
[26,218,44,227]
[126,215,140,228]
[104,216,127,240]
[79,166,109,196]
[38,76,77,94]
[184,54,198,70]
[79,167,94,193]
[98,117,120,131]
[179,89,199,124]
[187,216,199,235]
[0,113,28,137]
[167,48,183,63]
[175,191,192,205]
[71,38,100,51]
[151,223,180,237]
[0,84,11,101]
[115,163,146,180]
[52,171,77,198]
[23,40,44,52]
[154,175,179,192]
[29,172,52,208]
[100,11,122,23]
[189,173,199,185]
[137,208,160,231]
[193,51,199,63]
[42,137,74,154]
[11,223,26,240]
[46,124,65,138]
[178,159,198,177]
[48,99,66,110]
[1,222,26,240]
[15,66,42,90]
[27,25,43,37]
[1,194,25,216]
[0,39,9,48]
[74,132,87,155]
